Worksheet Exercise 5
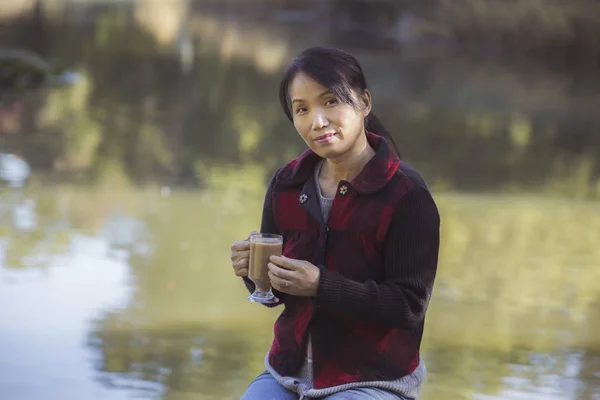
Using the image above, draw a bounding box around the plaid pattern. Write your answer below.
[257,132,438,390]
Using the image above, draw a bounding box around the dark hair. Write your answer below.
[279,46,400,157]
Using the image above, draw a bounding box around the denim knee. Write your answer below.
[240,371,299,400]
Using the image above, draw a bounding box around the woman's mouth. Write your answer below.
[314,132,336,144]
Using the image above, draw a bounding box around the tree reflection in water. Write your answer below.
[88,313,259,399]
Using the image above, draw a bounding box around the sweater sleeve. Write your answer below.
[316,185,440,328]
[242,169,287,307]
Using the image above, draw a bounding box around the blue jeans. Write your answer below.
[240,371,409,400]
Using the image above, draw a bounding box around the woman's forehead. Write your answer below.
[289,73,329,99]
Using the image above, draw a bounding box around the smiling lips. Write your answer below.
[314,132,336,144]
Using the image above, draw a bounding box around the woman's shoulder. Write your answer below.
[394,160,431,194]
[387,162,440,226]
[265,157,300,189]
[269,149,319,187]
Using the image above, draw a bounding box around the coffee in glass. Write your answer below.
[247,233,283,304]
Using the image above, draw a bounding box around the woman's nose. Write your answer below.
[312,112,329,130]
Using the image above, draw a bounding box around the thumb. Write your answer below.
[246,230,259,240]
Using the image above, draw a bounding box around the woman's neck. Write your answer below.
[321,132,376,183]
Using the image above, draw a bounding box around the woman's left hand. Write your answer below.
[268,256,320,297]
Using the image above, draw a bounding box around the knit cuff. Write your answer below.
[242,276,255,291]
[316,267,343,306]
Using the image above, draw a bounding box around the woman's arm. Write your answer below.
[316,185,440,328]
[242,169,287,307]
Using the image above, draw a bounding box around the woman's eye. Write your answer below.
[325,99,338,106]
[296,107,307,114]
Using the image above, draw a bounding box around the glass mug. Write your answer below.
[247,233,283,304]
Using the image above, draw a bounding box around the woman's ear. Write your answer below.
[361,89,372,117]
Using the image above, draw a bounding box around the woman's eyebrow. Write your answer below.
[291,90,334,105]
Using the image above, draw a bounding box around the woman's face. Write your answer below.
[288,72,371,159]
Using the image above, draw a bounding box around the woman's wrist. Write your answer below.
[309,268,321,297]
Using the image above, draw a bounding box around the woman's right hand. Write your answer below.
[230,231,258,277]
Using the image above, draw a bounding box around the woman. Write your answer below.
[230,46,440,400]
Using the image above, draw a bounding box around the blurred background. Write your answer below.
[1,0,599,399]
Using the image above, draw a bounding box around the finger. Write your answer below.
[235,267,248,277]
[269,271,290,291]
[233,258,249,273]
[231,250,250,262]
[231,240,250,252]
[246,230,259,240]
[269,255,300,270]
[268,262,295,280]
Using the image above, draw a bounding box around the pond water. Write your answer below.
[1,1,599,399]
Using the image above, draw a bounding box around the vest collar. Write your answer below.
[277,132,400,195]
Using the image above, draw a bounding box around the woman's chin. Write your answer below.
[312,148,338,160]
[309,142,346,159]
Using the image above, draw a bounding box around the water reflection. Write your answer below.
[0,154,30,187]
[1,1,600,196]
[88,318,261,399]
[0,232,133,399]
[2,182,598,399]
[1,1,600,399]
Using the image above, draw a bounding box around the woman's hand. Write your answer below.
[268,256,320,297]
[230,231,258,277]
